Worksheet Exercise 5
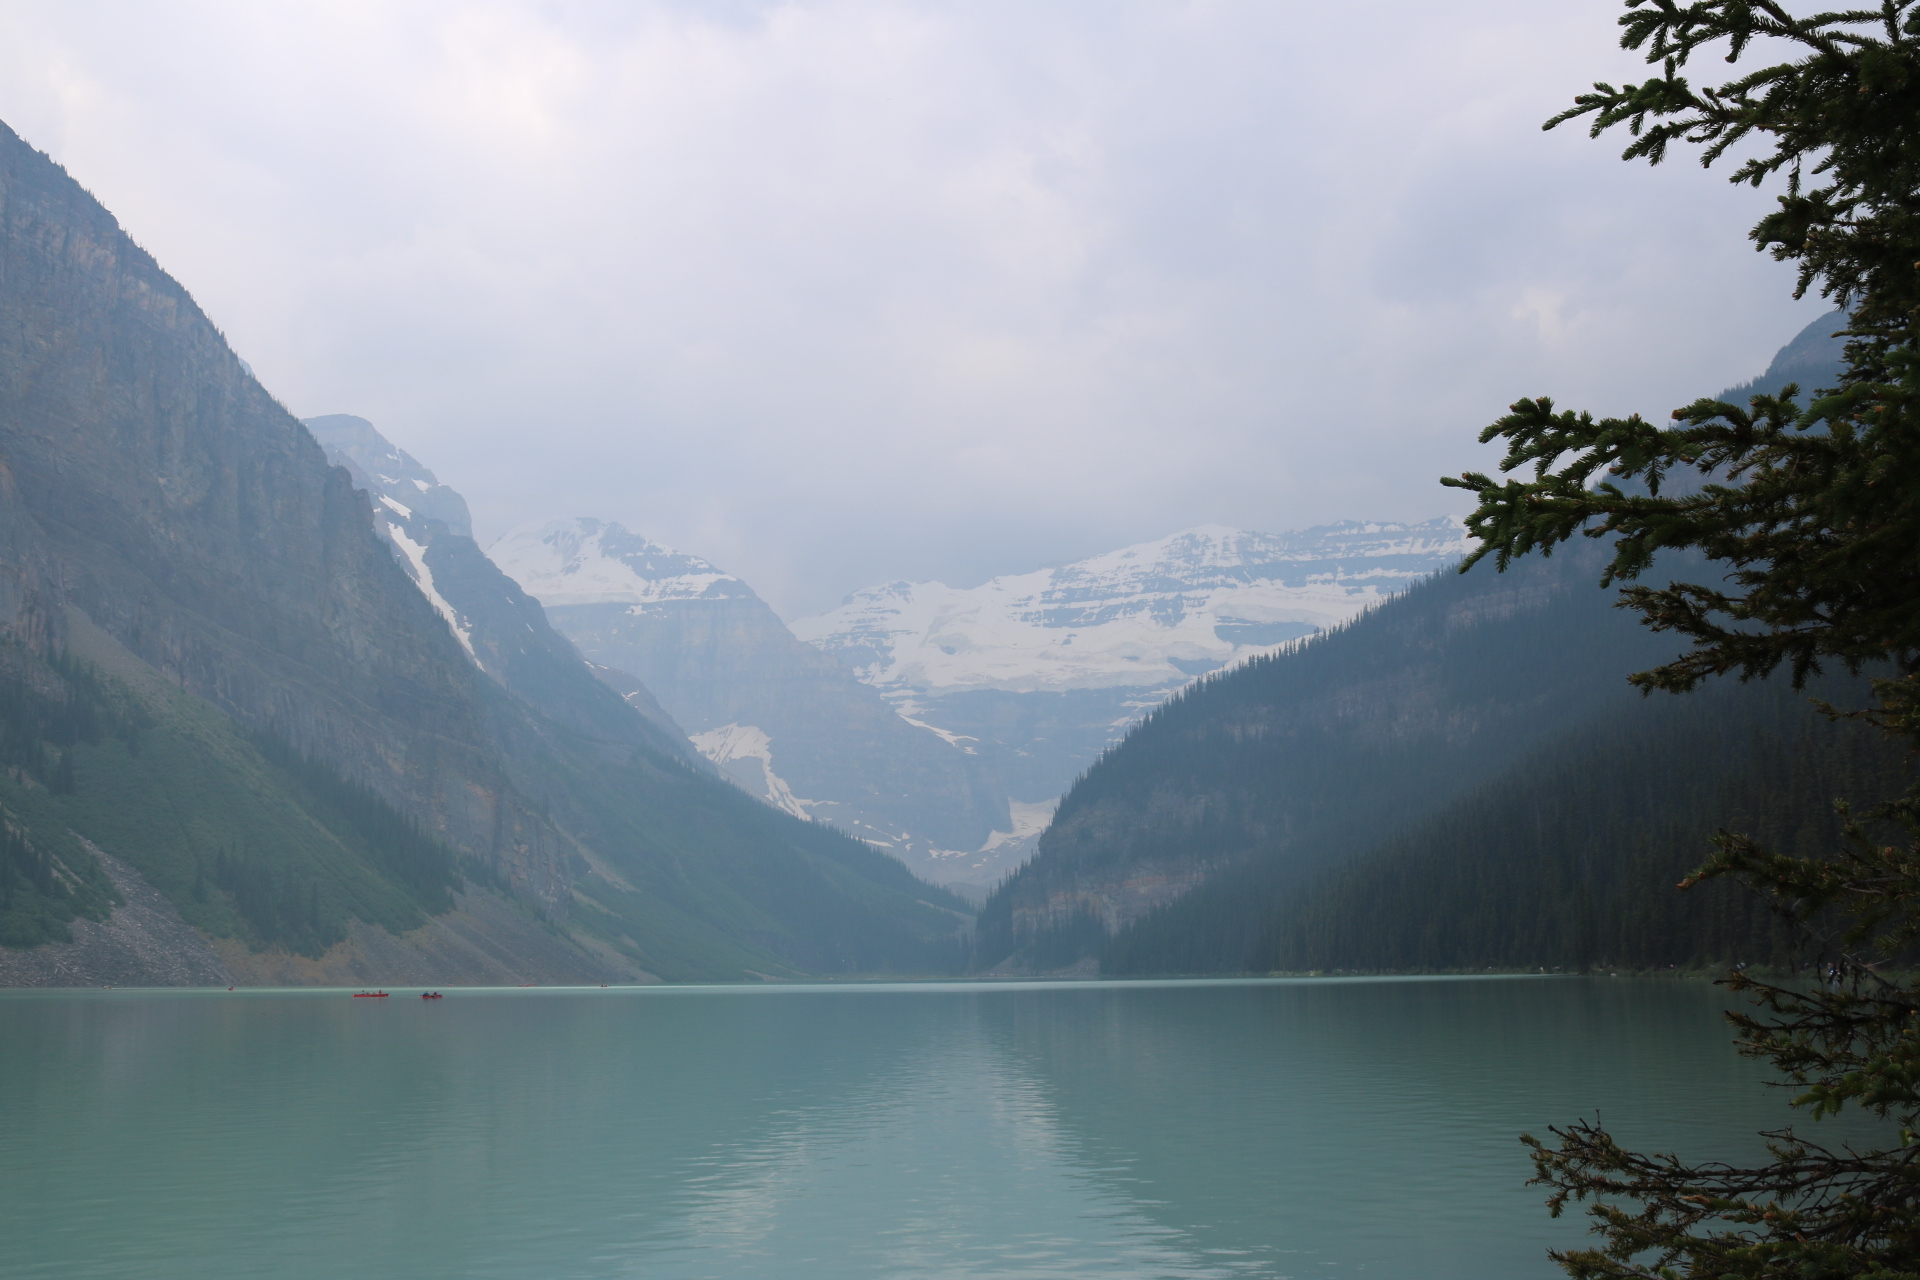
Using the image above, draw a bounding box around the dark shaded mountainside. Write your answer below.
[0,120,969,985]
[976,310,1906,975]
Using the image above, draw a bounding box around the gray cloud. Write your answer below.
[0,0,1831,617]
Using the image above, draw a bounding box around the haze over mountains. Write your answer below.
[0,119,970,986]
[488,517,1009,885]
[274,409,1471,900]
[974,308,1875,976]
[487,516,1469,890]
[794,520,1470,802]
[0,103,1870,989]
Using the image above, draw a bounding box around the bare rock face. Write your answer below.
[302,413,710,774]
[552,595,1009,850]
[0,121,573,908]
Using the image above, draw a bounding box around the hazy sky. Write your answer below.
[0,1,1829,618]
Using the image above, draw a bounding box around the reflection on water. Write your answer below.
[0,977,1859,1279]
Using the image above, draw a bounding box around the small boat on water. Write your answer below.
[421,992,443,999]
[352,991,389,998]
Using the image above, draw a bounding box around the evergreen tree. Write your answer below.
[1441,2,1920,1274]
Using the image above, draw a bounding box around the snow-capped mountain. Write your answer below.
[794,520,1469,696]
[791,519,1471,881]
[489,518,1009,883]
[483,517,755,607]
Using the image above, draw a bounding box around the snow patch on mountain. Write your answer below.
[303,413,473,539]
[913,799,1058,893]
[385,524,475,659]
[687,723,817,821]
[488,518,756,607]
[792,519,1470,696]
[890,698,980,753]
[982,799,1056,855]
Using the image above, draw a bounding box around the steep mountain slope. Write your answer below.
[0,119,967,984]
[302,414,699,764]
[490,518,1009,883]
[977,309,1853,975]
[791,520,1469,878]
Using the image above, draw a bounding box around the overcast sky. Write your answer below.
[0,1,1829,618]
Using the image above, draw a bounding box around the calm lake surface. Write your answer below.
[0,976,1853,1279]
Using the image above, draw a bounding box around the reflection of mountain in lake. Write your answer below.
[979,978,1858,1278]
[2,980,1868,1280]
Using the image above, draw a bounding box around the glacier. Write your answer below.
[791,520,1471,697]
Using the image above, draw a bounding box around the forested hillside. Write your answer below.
[973,539,1681,971]
[1111,672,1904,974]
[0,631,466,956]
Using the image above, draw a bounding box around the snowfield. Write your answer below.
[790,520,1470,697]
[489,518,755,606]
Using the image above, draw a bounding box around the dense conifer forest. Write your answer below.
[1103,673,1907,974]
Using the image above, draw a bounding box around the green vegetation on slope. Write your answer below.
[0,640,465,955]
[978,304,1858,980]
[0,627,973,975]
[501,710,975,982]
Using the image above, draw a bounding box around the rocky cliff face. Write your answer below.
[490,518,1010,880]
[0,124,576,910]
[0,120,970,983]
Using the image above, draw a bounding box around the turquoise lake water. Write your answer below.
[0,976,1857,1279]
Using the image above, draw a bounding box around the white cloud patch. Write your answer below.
[0,0,1832,616]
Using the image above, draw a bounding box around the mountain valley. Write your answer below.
[0,105,1872,988]
[484,516,1473,892]
[791,520,1471,880]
